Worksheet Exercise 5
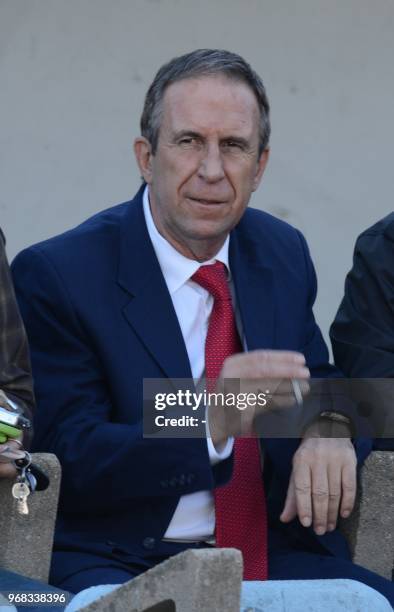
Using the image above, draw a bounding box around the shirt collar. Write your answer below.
[142,185,230,295]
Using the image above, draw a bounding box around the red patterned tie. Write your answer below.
[192,261,268,581]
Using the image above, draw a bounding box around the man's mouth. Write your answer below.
[187,196,227,206]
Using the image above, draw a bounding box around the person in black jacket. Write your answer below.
[0,228,34,475]
[330,213,394,449]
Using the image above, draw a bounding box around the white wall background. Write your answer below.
[1,0,393,348]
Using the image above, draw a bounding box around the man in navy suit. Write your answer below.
[11,50,393,605]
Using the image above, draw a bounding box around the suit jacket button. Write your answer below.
[142,537,156,550]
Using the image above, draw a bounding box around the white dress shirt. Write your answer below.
[142,186,234,541]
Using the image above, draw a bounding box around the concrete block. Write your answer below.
[0,453,61,582]
[77,548,243,612]
[340,451,394,579]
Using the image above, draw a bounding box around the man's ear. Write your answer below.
[252,147,270,192]
[134,137,154,183]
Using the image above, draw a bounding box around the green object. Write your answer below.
[0,433,7,443]
[0,422,21,439]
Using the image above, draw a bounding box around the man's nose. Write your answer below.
[197,144,225,182]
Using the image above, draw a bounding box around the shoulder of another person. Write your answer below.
[383,213,394,242]
[357,212,394,245]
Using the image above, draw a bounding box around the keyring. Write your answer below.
[291,379,303,407]
[14,450,31,470]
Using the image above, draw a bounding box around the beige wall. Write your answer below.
[1,0,394,347]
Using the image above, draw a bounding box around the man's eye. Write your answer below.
[179,137,198,146]
[223,141,243,150]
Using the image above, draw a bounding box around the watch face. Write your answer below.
[0,406,19,426]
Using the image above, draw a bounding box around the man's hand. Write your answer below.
[209,350,310,447]
[0,390,25,477]
[0,440,25,478]
[280,436,357,534]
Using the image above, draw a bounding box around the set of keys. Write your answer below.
[12,452,36,515]
[0,446,37,515]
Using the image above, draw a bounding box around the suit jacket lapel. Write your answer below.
[117,191,275,376]
[117,186,193,380]
[230,221,276,351]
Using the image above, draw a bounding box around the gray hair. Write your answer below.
[140,49,270,156]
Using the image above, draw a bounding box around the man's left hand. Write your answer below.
[280,436,357,534]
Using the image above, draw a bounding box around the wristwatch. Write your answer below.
[319,411,351,425]
[318,411,353,438]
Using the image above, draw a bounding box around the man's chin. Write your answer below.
[165,222,230,260]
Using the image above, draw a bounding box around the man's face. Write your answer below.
[134,75,269,260]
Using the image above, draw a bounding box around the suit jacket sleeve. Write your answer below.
[263,229,372,531]
[297,229,338,378]
[12,246,219,513]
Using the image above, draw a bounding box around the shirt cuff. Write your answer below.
[205,414,234,465]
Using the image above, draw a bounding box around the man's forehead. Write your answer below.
[161,75,260,135]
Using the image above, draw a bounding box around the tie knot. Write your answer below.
[191,261,231,301]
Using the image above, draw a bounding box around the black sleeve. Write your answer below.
[330,229,394,377]
[0,230,35,445]
[330,226,394,443]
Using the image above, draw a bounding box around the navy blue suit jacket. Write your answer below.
[12,185,372,584]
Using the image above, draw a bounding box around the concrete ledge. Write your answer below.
[78,548,243,612]
[340,451,394,579]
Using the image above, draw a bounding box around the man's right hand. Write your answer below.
[0,440,25,478]
[208,350,310,447]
